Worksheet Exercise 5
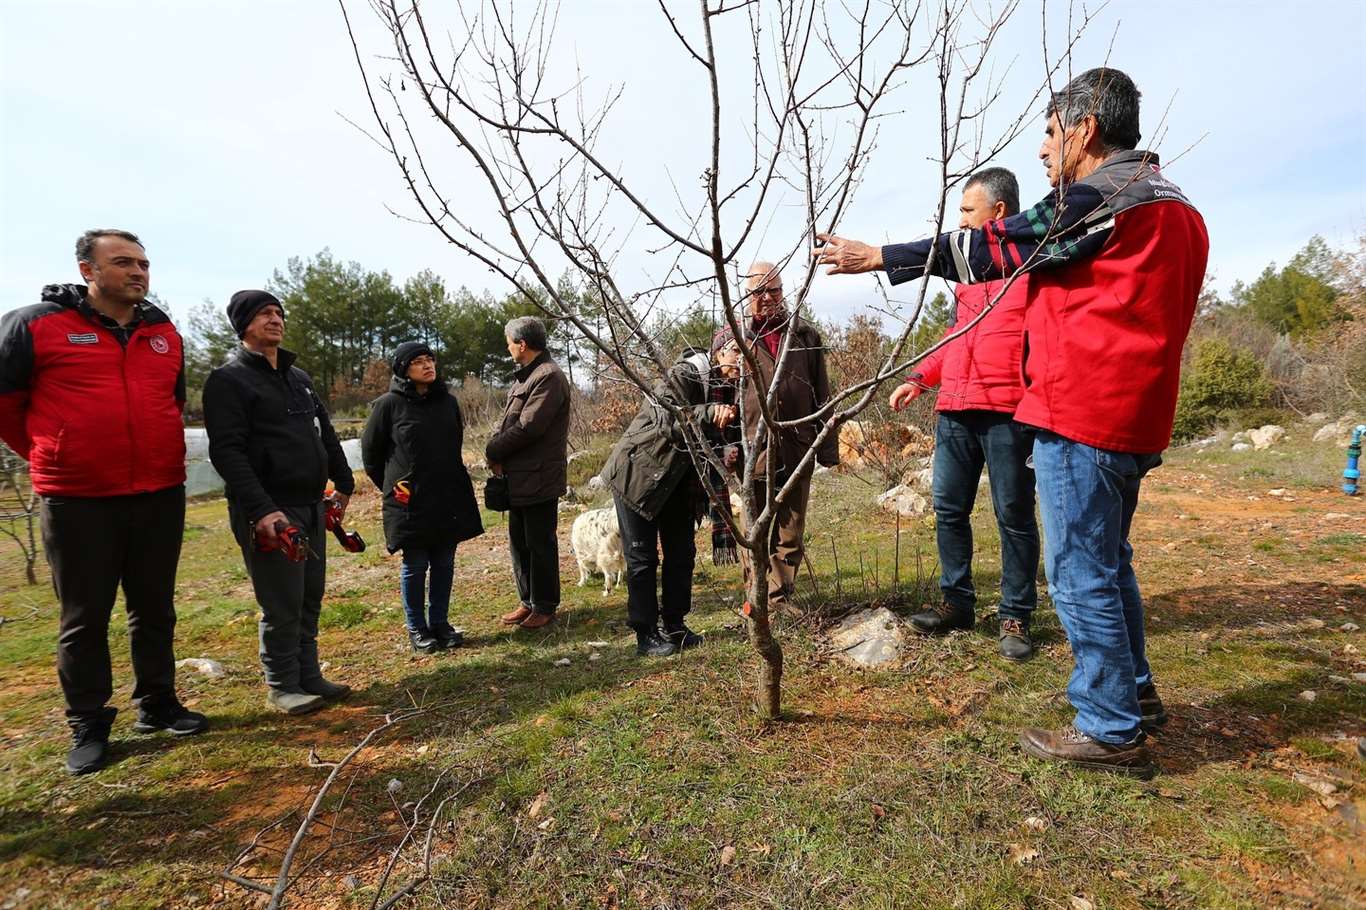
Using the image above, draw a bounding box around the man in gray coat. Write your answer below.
[486,316,571,630]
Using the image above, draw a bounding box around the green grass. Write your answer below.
[0,423,1362,909]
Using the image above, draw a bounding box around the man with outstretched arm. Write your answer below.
[888,167,1040,662]
[0,229,207,775]
[816,68,1209,778]
[203,291,356,716]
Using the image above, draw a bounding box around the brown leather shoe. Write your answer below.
[519,611,554,630]
[501,606,533,625]
[1019,725,1156,779]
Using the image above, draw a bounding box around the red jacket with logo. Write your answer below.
[911,276,1029,414]
[0,284,187,496]
[882,151,1209,453]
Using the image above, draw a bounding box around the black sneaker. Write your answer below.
[635,629,678,658]
[66,708,116,775]
[1137,681,1169,732]
[433,625,465,650]
[133,700,209,736]
[409,629,440,655]
[909,602,975,635]
[662,622,704,650]
[998,618,1035,661]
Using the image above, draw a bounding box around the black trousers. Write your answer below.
[229,502,327,692]
[508,499,560,615]
[43,485,185,724]
[614,481,695,632]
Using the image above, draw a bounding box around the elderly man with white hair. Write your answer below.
[733,262,839,615]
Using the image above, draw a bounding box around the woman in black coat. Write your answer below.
[362,342,483,653]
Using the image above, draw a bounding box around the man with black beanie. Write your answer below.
[203,290,356,716]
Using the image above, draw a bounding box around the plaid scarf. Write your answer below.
[707,375,739,565]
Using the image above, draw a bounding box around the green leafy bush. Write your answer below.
[1173,339,1275,440]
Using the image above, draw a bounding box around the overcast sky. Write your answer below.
[3,0,1364,330]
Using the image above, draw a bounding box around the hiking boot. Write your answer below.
[1138,681,1169,733]
[66,708,116,775]
[409,629,440,654]
[132,700,209,736]
[267,689,326,716]
[519,612,554,630]
[998,618,1035,661]
[636,629,678,658]
[663,622,704,651]
[500,605,533,625]
[1019,724,1156,779]
[433,625,465,650]
[301,677,352,701]
[909,602,975,635]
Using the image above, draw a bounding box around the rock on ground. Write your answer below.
[175,657,225,678]
[1230,442,1252,453]
[828,607,909,667]
[877,484,929,517]
[1248,424,1285,450]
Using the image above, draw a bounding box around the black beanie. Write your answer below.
[226,290,284,339]
[392,341,435,377]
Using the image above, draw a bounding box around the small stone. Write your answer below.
[1022,816,1048,831]
[587,475,606,492]
[827,607,909,667]
[1292,772,1338,796]
[585,641,610,648]
[1298,690,1317,702]
[1248,424,1285,450]
[554,657,571,666]
[1342,622,1360,632]
[1325,512,1350,520]
[387,779,403,794]
[719,845,737,866]
[588,652,602,662]
[1230,443,1252,452]
[1306,413,1329,423]
[1007,843,1040,866]
[1268,488,1286,497]
[876,484,929,517]
[1070,898,1095,910]
[527,791,549,819]
[175,657,226,678]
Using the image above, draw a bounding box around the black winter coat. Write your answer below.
[361,376,484,553]
[204,347,355,525]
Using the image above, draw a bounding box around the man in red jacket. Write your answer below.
[0,229,207,775]
[888,168,1039,662]
[815,68,1209,778]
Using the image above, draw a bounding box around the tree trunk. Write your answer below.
[744,521,783,719]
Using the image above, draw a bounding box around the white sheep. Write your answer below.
[570,506,626,596]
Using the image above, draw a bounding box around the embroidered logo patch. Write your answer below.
[149,335,170,354]
[66,333,98,345]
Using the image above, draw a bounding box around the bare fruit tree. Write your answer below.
[339,0,1084,717]
[0,443,39,585]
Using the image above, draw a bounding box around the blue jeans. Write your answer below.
[932,411,1039,622]
[1033,431,1162,744]
[400,545,456,634]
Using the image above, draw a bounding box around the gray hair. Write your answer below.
[965,167,1020,216]
[76,229,143,263]
[504,315,548,351]
[1046,67,1141,153]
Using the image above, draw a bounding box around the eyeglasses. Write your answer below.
[753,286,784,298]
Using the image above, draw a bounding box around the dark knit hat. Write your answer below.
[392,340,435,377]
[226,290,284,339]
[711,326,738,355]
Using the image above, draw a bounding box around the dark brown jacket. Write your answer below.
[485,351,571,507]
[740,316,840,478]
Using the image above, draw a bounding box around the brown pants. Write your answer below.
[739,466,812,610]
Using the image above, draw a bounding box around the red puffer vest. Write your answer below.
[913,276,1029,413]
[0,285,186,497]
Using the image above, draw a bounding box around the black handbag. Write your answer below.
[484,474,511,512]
